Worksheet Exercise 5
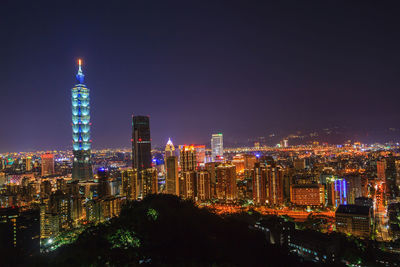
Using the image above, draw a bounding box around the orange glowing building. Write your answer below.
[253,162,267,205]
[232,154,245,173]
[377,160,386,180]
[41,153,55,177]
[216,163,237,201]
[196,171,211,201]
[267,166,284,205]
[290,184,324,206]
[179,145,197,172]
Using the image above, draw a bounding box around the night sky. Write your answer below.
[1,1,400,152]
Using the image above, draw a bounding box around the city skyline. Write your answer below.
[2,2,400,265]
[2,1,400,152]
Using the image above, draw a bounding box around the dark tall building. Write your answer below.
[97,168,111,198]
[71,59,93,180]
[384,156,398,200]
[0,207,40,260]
[132,115,152,198]
[132,116,152,170]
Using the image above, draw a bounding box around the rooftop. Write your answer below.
[336,204,370,216]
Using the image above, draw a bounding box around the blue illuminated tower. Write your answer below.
[72,59,93,180]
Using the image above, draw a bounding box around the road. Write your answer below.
[207,204,335,222]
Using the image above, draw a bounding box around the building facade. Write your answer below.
[41,153,55,177]
[179,145,197,172]
[165,138,175,158]
[216,163,237,202]
[132,115,152,198]
[290,184,324,206]
[211,133,223,161]
[335,204,372,238]
[253,162,267,205]
[197,171,211,201]
[165,156,179,195]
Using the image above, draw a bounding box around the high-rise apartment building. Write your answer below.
[376,156,400,200]
[194,145,206,166]
[267,165,284,205]
[179,145,197,172]
[326,177,348,208]
[383,157,398,200]
[244,154,257,170]
[165,156,179,195]
[232,154,245,173]
[41,153,55,177]
[121,168,136,200]
[25,157,32,171]
[196,171,211,201]
[216,163,237,201]
[141,168,158,197]
[180,171,196,199]
[211,133,223,161]
[205,162,220,198]
[377,159,386,180]
[97,168,111,198]
[253,162,267,205]
[72,59,93,180]
[40,180,52,198]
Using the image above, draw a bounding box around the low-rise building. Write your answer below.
[335,204,372,238]
[290,184,324,206]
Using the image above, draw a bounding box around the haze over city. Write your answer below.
[2,1,400,266]
[2,1,400,152]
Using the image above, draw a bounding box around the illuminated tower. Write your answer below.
[72,59,93,180]
[211,133,223,161]
[165,138,175,158]
[165,138,179,195]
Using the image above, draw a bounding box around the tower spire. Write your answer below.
[167,138,173,146]
[76,58,85,84]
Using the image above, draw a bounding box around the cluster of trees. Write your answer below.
[28,194,308,266]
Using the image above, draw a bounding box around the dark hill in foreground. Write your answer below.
[34,194,312,266]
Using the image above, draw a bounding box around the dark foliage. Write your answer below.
[30,194,311,266]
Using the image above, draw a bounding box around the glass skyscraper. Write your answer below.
[71,59,92,180]
[132,115,152,171]
[211,133,223,161]
[132,115,152,198]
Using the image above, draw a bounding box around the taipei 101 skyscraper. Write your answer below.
[71,59,93,180]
